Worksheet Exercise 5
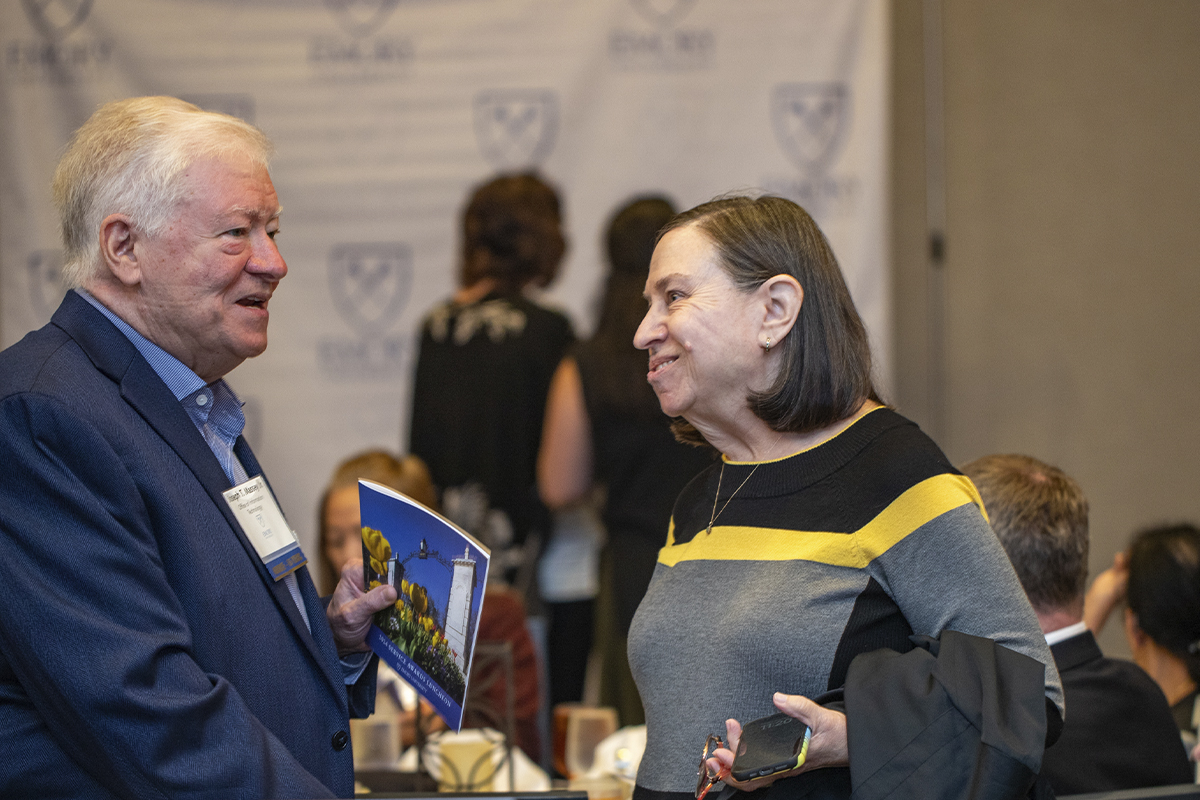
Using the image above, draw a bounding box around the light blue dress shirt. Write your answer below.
[78,290,312,631]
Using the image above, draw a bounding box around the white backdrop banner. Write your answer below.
[1,0,890,557]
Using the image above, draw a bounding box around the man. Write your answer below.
[963,453,1191,795]
[0,97,396,798]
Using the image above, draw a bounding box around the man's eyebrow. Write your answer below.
[215,205,283,225]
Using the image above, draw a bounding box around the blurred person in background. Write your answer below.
[963,454,1189,795]
[320,451,439,595]
[407,172,576,706]
[1086,522,1200,761]
[538,195,712,725]
[408,172,572,589]
[319,449,543,762]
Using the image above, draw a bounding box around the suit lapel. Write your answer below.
[236,439,346,696]
[54,293,344,700]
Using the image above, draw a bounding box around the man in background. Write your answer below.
[963,453,1190,795]
[0,96,395,798]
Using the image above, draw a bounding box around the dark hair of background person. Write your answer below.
[658,195,880,445]
[585,195,679,420]
[960,454,1089,614]
[317,450,438,593]
[1127,523,1200,684]
[459,171,566,294]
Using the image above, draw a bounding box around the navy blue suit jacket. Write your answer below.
[1041,630,1191,795]
[0,292,373,798]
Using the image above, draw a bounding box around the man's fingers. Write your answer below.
[363,583,398,611]
[339,558,367,591]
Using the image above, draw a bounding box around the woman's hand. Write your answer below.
[706,692,848,792]
[1083,551,1129,634]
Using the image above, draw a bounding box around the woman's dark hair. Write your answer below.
[460,172,566,293]
[586,195,677,417]
[660,195,878,444]
[1127,523,1200,683]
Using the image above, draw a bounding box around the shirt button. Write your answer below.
[331,730,349,751]
[196,394,208,406]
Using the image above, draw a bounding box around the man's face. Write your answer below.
[132,152,286,382]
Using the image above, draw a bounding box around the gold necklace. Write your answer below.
[705,433,784,535]
[706,460,762,535]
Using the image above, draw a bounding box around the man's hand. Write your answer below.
[707,692,848,791]
[326,559,397,655]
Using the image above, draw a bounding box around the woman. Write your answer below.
[1085,523,1200,755]
[319,450,439,595]
[538,195,712,725]
[408,172,574,597]
[626,196,1062,799]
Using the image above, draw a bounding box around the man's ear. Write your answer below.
[99,214,143,287]
[759,274,803,349]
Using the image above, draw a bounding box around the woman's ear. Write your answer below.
[1124,607,1149,649]
[759,274,803,350]
[98,214,143,288]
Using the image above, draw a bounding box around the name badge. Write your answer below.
[223,476,308,581]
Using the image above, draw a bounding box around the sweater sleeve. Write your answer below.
[861,476,1065,719]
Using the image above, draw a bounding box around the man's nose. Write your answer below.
[249,233,287,281]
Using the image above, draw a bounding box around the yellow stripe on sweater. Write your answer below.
[658,473,985,568]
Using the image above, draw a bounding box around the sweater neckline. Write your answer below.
[706,407,910,499]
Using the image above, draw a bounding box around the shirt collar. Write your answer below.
[1044,620,1089,646]
[76,289,208,402]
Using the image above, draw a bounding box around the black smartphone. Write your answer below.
[729,712,810,782]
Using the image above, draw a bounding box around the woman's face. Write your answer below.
[634,225,767,426]
[323,485,363,577]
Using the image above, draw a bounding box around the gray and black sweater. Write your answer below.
[628,408,1062,800]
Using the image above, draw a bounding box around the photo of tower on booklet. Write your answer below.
[358,479,490,731]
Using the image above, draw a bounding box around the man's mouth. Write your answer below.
[236,294,269,309]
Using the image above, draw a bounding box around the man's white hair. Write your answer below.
[52,96,274,289]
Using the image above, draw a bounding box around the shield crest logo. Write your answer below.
[27,250,67,319]
[21,0,94,40]
[771,83,851,175]
[323,0,401,38]
[473,90,558,170]
[328,243,412,333]
[630,0,697,27]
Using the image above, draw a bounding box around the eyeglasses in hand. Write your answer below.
[696,734,731,800]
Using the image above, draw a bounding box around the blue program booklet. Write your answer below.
[358,479,490,731]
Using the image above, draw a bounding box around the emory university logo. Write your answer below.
[327,243,412,334]
[630,0,697,28]
[323,0,401,38]
[20,0,93,39]
[771,83,851,175]
[27,250,67,320]
[473,90,559,170]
